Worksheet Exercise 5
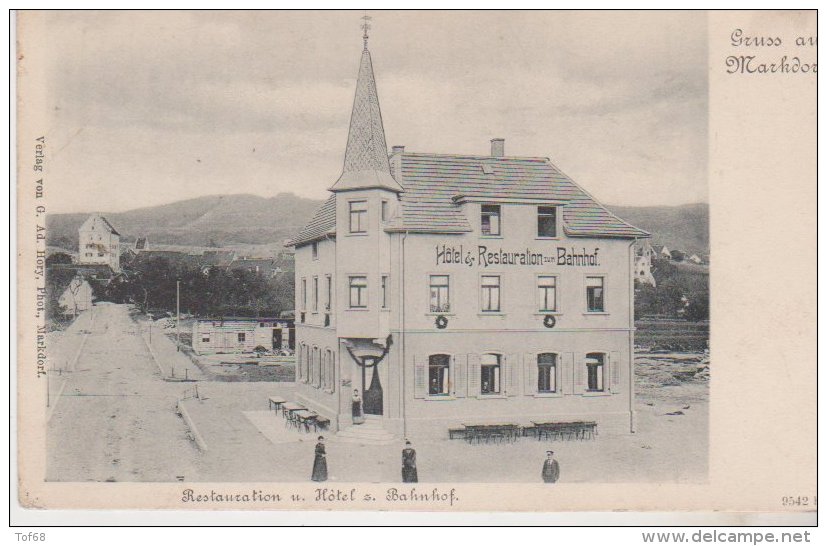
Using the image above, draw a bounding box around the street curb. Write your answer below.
[141,328,168,378]
[177,399,208,452]
[47,314,92,422]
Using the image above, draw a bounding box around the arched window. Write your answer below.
[537,353,558,393]
[585,353,606,392]
[480,353,501,395]
[428,354,450,396]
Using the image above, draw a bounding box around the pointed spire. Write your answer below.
[330,23,403,193]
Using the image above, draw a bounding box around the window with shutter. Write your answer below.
[468,354,481,398]
[574,353,586,393]
[610,351,622,393]
[414,355,428,399]
[453,354,468,398]
[506,354,520,396]
[523,352,537,395]
[562,353,575,395]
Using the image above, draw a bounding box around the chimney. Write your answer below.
[391,145,405,154]
[490,138,504,157]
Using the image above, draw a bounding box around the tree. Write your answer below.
[46,252,73,266]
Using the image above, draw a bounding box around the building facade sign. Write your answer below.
[435,244,601,268]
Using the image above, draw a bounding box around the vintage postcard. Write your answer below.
[14,10,816,521]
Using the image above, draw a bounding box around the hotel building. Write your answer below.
[289,38,649,439]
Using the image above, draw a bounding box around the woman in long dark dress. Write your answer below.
[401,440,418,483]
[311,436,328,482]
[351,389,365,425]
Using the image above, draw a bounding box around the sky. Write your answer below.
[22,10,708,213]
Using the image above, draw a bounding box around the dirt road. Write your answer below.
[47,303,200,482]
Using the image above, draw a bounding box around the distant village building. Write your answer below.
[191,318,295,355]
[653,245,671,260]
[227,258,282,278]
[634,241,657,286]
[77,214,121,273]
[58,275,93,316]
[688,253,703,264]
[289,37,649,439]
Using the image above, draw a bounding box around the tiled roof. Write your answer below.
[79,214,121,236]
[288,195,336,247]
[387,153,649,238]
[329,48,402,193]
[291,153,648,245]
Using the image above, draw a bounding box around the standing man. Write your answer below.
[402,439,418,483]
[542,450,560,483]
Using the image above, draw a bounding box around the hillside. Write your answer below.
[608,203,709,256]
[46,193,325,253]
[47,195,709,257]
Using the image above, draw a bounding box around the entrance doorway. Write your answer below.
[272,328,282,351]
[361,357,383,415]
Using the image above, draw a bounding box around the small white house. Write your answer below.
[192,318,294,355]
[78,214,121,273]
[58,276,93,316]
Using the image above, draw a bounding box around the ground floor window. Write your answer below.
[201,335,210,343]
[428,354,450,395]
[313,347,321,388]
[322,349,335,391]
[480,353,501,395]
[538,353,558,393]
[586,352,605,392]
[237,332,246,343]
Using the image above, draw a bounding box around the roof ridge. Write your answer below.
[399,152,550,162]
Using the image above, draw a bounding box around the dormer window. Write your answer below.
[538,206,558,238]
[481,205,501,236]
[349,200,368,233]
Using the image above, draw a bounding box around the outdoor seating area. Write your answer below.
[268,397,329,433]
[449,421,598,444]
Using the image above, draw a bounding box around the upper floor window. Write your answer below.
[381,200,389,222]
[481,204,501,236]
[537,353,558,393]
[480,275,501,312]
[349,200,368,233]
[301,278,307,310]
[311,242,319,260]
[429,275,450,313]
[325,275,332,311]
[349,276,368,308]
[428,354,450,396]
[585,352,606,392]
[537,206,557,237]
[586,276,605,312]
[480,353,501,395]
[537,275,557,312]
[237,332,246,343]
[312,277,319,312]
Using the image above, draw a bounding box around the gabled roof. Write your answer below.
[329,47,402,194]
[79,214,121,236]
[291,152,649,245]
[288,195,336,247]
[385,153,649,238]
[135,237,148,250]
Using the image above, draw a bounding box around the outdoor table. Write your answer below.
[281,402,306,423]
[462,423,520,445]
[294,409,319,433]
[532,421,597,441]
[268,396,287,412]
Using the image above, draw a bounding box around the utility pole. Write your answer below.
[176,279,181,352]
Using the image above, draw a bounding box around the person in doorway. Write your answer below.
[402,439,418,483]
[542,450,560,483]
[311,436,328,482]
[351,389,365,425]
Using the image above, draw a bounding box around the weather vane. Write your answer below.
[361,14,372,50]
